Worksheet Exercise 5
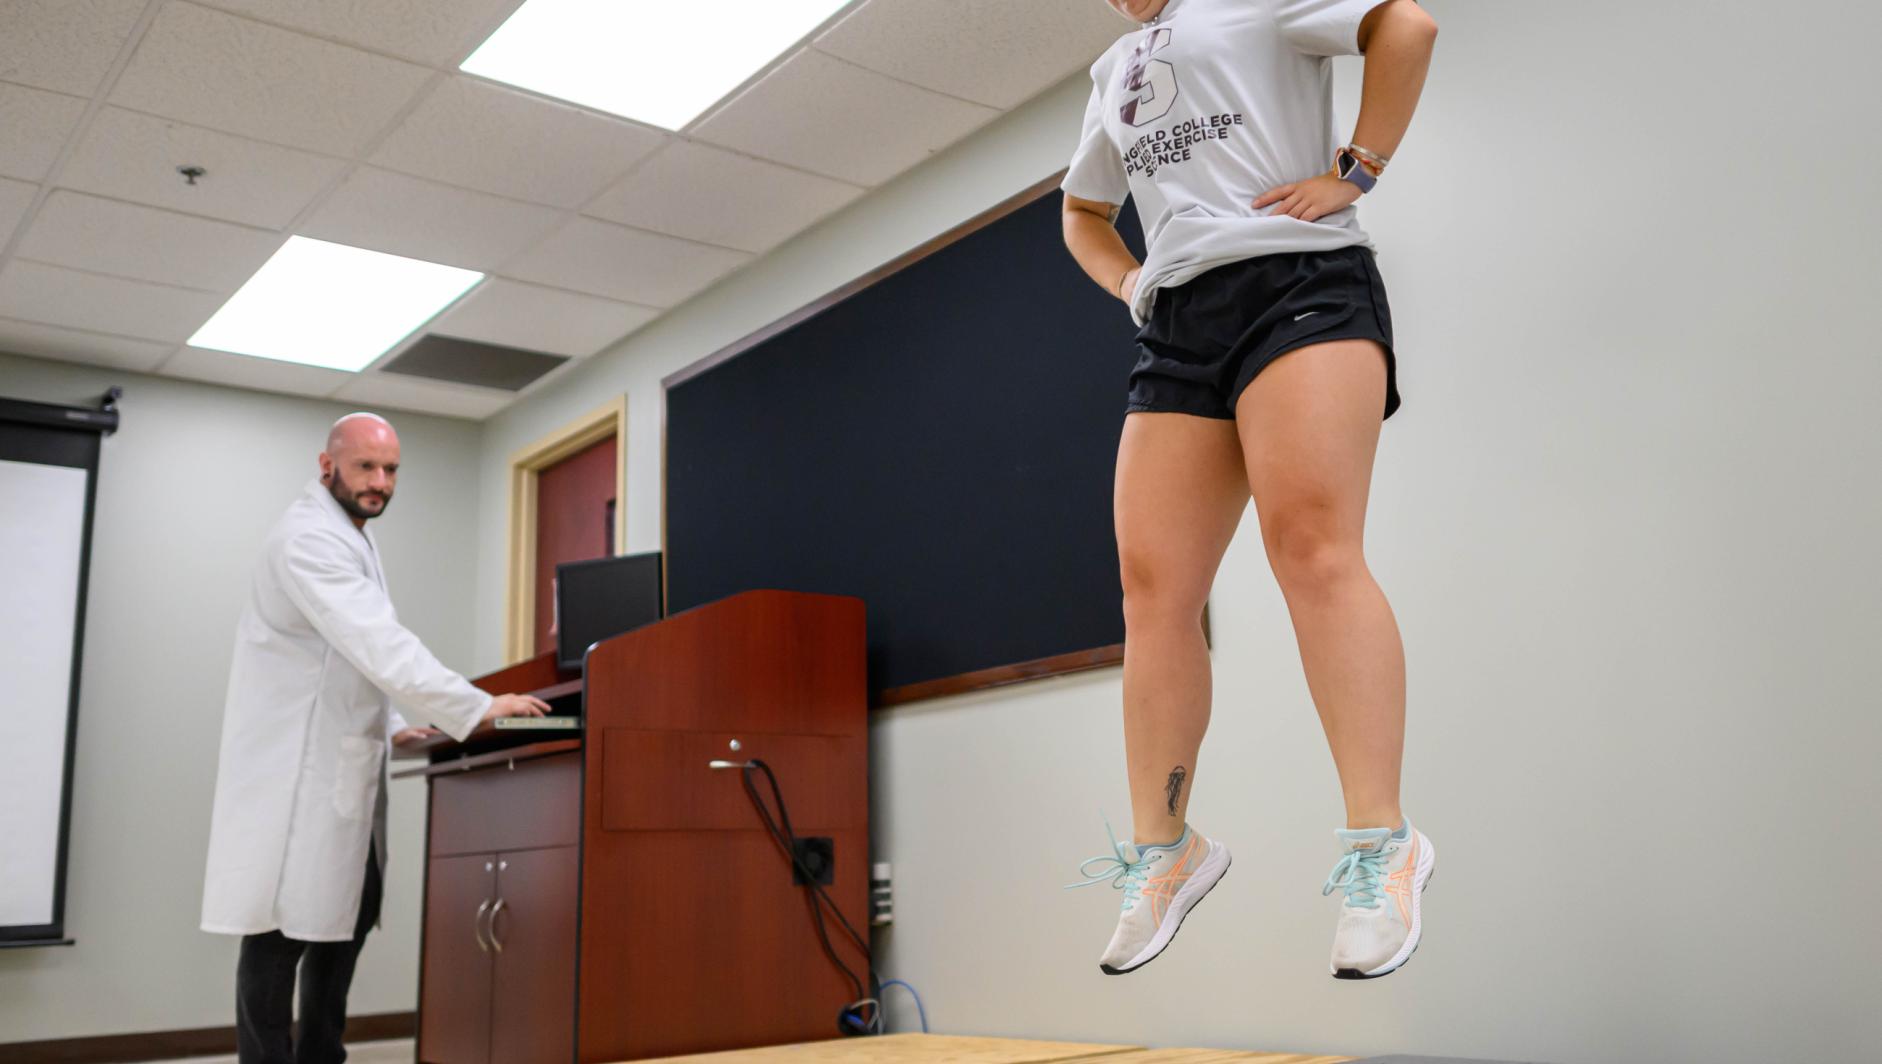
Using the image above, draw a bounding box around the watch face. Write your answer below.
[1337,151,1359,179]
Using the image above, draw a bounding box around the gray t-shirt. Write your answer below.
[1063,0,1389,324]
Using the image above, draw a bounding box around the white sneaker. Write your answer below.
[1069,823,1231,975]
[1322,820,1436,979]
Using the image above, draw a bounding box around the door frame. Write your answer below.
[505,396,627,664]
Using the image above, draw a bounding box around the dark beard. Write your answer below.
[326,472,390,522]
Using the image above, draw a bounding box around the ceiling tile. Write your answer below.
[163,345,354,397]
[301,167,561,272]
[692,50,999,186]
[432,279,657,358]
[0,177,35,246]
[0,0,146,96]
[586,141,865,254]
[0,317,174,373]
[504,218,751,308]
[816,0,1127,109]
[331,371,511,420]
[0,261,225,343]
[0,83,89,183]
[371,76,667,209]
[110,2,433,157]
[190,0,521,67]
[59,108,348,229]
[17,191,284,292]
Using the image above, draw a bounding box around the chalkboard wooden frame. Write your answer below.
[660,171,1129,707]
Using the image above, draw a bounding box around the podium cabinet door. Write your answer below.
[420,854,497,1064]
[489,846,579,1064]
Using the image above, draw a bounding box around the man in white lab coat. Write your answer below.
[201,413,547,1064]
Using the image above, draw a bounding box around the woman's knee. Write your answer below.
[1262,508,1367,594]
[1118,544,1212,625]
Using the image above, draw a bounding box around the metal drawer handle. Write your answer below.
[473,898,491,953]
[488,897,507,954]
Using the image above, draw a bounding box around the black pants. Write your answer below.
[236,851,382,1064]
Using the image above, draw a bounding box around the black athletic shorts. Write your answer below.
[1127,244,1399,421]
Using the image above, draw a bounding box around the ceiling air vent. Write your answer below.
[382,334,568,391]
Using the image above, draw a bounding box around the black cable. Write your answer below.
[745,761,873,955]
[739,760,875,1031]
[740,760,874,975]
[802,880,864,1005]
[739,759,880,1034]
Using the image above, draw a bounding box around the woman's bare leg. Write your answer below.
[1235,340,1406,830]
[1114,412,1251,846]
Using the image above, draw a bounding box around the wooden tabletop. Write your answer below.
[1075,1052,1351,1064]
[628,1034,1353,1064]
[389,737,581,779]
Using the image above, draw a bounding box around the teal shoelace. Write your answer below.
[1065,817,1153,912]
[1322,845,1391,909]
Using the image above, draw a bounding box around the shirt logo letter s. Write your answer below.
[1120,28,1178,128]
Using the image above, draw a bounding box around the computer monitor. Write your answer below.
[554,552,663,671]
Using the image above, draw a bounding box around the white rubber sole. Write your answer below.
[1333,832,1436,980]
[1102,840,1232,975]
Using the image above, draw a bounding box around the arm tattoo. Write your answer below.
[1165,765,1187,816]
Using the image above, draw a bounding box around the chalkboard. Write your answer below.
[665,181,1147,701]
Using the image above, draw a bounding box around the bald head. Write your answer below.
[319,412,400,526]
[326,411,396,457]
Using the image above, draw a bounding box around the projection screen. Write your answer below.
[0,391,116,948]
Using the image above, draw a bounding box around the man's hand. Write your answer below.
[392,726,441,747]
[482,693,552,724]
[1253,172,1363,222]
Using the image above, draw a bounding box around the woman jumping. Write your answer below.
[1062,0,1439,979]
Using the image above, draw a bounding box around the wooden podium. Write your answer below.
[401,590,869,1063]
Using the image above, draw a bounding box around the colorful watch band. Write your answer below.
[1337,150,1377,193]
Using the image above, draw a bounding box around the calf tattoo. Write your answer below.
[1165,765,1187,816]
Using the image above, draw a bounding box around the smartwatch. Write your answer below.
[1336,149,1378,194]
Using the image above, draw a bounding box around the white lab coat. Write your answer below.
[201,479,490,941]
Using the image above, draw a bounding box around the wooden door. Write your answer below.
[420,854,497,1064]
[489,847,580,1064]
[533,435,617,657]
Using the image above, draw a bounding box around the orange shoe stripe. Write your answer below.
[1383,835,1419,926]
[1143,835,1204,923]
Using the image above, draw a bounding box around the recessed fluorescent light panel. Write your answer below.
[188,237,483,372]
[462,0,853,131]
